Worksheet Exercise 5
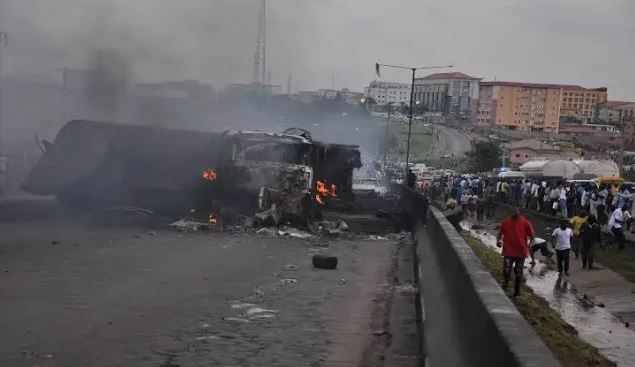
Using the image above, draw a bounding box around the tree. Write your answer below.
[466,141,502,173]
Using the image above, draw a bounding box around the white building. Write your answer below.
[413,72,481,122]
[364,81,411,105]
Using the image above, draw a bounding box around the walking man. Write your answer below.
[580,216,601,270]
[552,220,573,276]
[609,206,628,250]
[496,208,535,297]
[569,210,588,259]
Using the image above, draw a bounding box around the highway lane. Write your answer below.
[432,125,472,158]
[0,220,399,367]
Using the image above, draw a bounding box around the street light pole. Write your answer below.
[405,68,415,174]
[375,63,452,176]
[0,31,6,153]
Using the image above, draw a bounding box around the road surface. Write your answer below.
[0,219,404,367]
[431,125,472,158]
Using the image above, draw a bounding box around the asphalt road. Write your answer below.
[0,220,398,367]
[433,125,472,158]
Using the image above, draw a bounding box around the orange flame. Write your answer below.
[202,168,218,181]
[209,211,219,225]
[315,180,337,205]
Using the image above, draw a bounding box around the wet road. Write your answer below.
[462,222,635,366]
[432,125,471,158]
[0,220,397,367]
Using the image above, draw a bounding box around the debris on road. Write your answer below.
[311,219,349,236]
[169,220,213,232]
[312,255,338,270]
[224,317,250,323]
[282,264,298,272]
[245,307,278,317]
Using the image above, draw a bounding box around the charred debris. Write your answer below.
[22,120,367,231]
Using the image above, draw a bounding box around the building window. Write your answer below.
[515,153,521,158]
[524,154,529,159]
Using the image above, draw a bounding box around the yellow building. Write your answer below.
[477,82,608,131]
[559,87,608,122]
[477,82,561,132]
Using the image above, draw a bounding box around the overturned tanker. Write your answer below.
[21,120,360,220]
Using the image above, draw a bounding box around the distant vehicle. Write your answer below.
[488,134,499,140]
[441,154,452,159]
[352,177,388,197]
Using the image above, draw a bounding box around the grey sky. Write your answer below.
[1,0,633,100]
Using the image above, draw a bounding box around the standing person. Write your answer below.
[530,180,539,210]
[570,210,588,259]
[552,220,573,277]
[609,206,627,250]
[549,184,560,216]
[589,188,600,219]
[580,216,601,270]
[486,184,496,220]
[580,186,589,213]
[406,169,416,189]
[543,184,551,213]
[476,196,486,223]
[537,182,546,212]
[597,185,609,226]
[558,184,568,218]
[566,185,575,218]
[496,208,535,297]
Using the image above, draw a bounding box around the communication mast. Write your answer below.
[252,0,266,87]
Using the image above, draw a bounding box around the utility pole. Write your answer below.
[383,102,395,169]
[620,110,624,175]
[374,63,452,176]
[0,30,6,153]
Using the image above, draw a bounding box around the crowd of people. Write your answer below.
[416,173,632,297]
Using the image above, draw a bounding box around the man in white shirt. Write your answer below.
[552,220,573,276]
[609,206,627,250]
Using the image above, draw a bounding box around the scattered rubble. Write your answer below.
[282,264,298,272]
[169,220,213,232]
[310,219,349,236]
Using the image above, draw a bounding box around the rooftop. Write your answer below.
[417,72,480,81]
[481,81,606,91]
[604,100,635,108]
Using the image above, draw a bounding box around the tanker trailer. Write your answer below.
[21,120,226,212]
[21,120,317,219]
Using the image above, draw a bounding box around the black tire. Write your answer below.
[312,255,338,270]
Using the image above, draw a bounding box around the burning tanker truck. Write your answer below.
[21,120,361,224]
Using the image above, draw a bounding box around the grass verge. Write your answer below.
[495,204,635,284]
[595,246,635,283]
[392,122,433,162]
[463,234,613,367]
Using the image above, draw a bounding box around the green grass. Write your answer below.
[464,234,613,367]
[595,246,635,283]
[391,122,433,162]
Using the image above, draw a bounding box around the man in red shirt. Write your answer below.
[496,208,535,297]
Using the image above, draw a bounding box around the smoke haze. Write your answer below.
[1,0,633,98]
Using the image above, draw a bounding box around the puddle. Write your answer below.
[461,221,635,366]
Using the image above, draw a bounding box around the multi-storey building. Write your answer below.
[599,101,635,124]
[477,82,562,132]
[413,72,480,122]
[559,87,607,123]
[364,81,411,105]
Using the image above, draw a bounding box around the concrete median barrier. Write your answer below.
[416,207,560,367]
